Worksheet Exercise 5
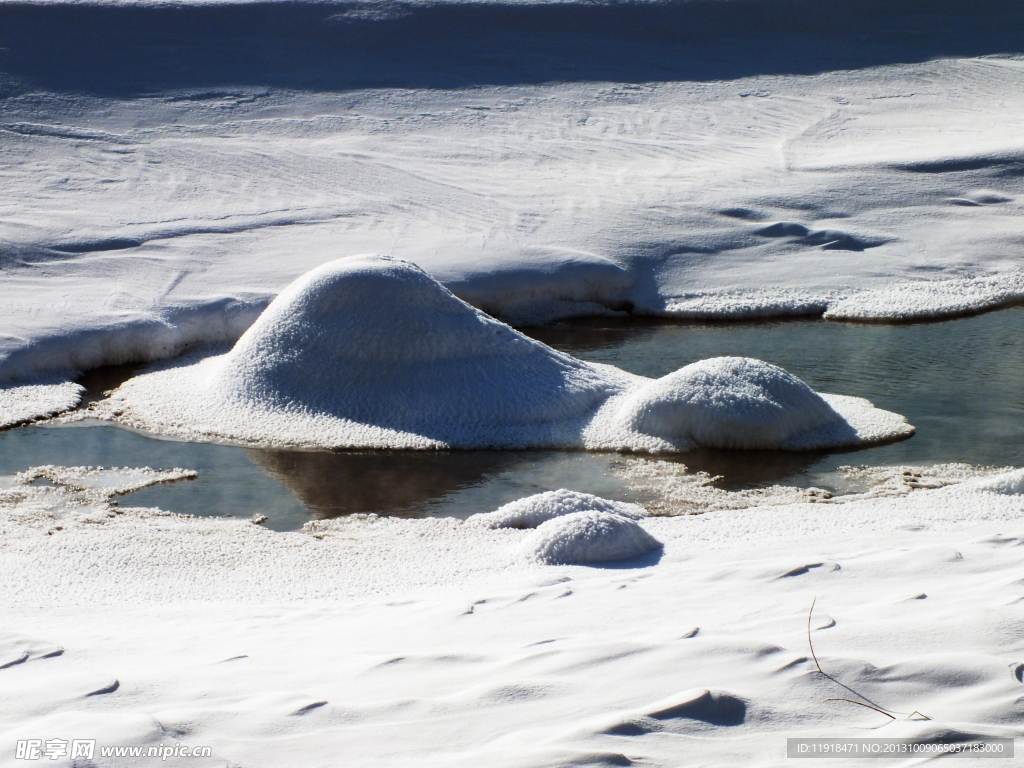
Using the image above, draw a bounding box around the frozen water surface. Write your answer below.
[0,307,1020,529]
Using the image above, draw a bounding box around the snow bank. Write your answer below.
[94,256,913,452]
[5,463,1024,765]
[432,247,635,326]
[523,510,662,565]
[660,291,828,321]
[3,12,1024,385]
[824,270,1024,323]
[468,489,647,529]
[970,467,1024,496]
[0,379,83,429]
[0,295,270,386]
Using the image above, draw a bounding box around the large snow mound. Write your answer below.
[96,256,913,452]
[0,379,84,429]
[468,489,647,529]
[97,255,632,450]
[522,510,662,565]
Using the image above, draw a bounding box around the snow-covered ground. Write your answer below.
[3,464,1024,766]
[3,0,1024,385]
[3,0,1024,765]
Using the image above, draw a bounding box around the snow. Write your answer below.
[90,255,631,450]
[3,463,1024,766]
[0,380,83,429]
[971,468,1024,497]
[87,256,913,451]
[467,490,660,565]
[468,489,647,529]
[605,356,853,451]
[522,510,662,565]
[825,271,1024,323]
[2,4,1024,384]
[2,1,1023,765]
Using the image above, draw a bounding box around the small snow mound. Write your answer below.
[611,357,844,450]
[523,511,662,566]
[970,468,1024,496]
[468,489,647,529]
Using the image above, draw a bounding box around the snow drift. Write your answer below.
[0,379,84,429]
[523,510,662,565]
[468,489,647,529]
[604,356,879,451]
[970,467,1024,496]
[95,255,914,452]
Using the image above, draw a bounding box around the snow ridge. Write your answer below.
[92,256,914,452]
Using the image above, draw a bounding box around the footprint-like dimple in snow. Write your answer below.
[601,718,660,736]
[778,563,824,578]
[84,678,119,697]
[290,701,328,716]
[754,221,885,251]
[948,190,1013,206]
[0,631,65,669]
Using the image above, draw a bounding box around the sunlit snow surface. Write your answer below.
[87,256,913,451]
[0,380,82,429]
[3,464,1024,766]
[2,2,1024,766]
[2,0,1024,387]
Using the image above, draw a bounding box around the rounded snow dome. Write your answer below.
[217,255,617,436]
[102,255,637,450]
[523,511,662,565]
[100,257,913,452]
[468,489,648,529]
[610,356,848,450]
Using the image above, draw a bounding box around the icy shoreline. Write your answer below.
[4,269,1024,389]
[4,4,1024,386]
[71,256,914,452]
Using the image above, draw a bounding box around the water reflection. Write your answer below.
[247,448,521,518]
[659,448,830,490]
[524,316,667,354]
[533,308,1024,472]
[3,307,1018,528]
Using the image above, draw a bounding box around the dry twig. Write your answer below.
[807,597,932,723]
